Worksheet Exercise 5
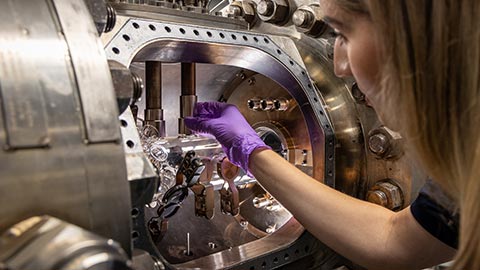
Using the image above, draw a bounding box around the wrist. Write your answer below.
[248,146,271,170]
[228,134,271,175]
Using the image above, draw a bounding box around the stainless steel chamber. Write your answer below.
[0,0,426,269]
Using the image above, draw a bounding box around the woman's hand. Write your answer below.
[184,102,270,173]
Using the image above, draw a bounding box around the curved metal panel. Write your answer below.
[0,0,131,255]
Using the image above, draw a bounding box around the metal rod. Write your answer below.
[179,63,197,134]
[186,232,191,255]
[144,61,166,137]
[181,63,196,96]
[146,61,162,108]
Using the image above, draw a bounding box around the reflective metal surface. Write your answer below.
[0,216,131,270]
[0,0,132,254]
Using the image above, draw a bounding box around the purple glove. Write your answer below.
[184,102,271,173]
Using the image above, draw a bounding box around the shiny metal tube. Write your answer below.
[141,134,256,196]
[179,63,198,134]
[145,61,166,136]
[260,98,275,111]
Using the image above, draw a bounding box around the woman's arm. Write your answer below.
[184,102,456,269]
[249,149,456,270]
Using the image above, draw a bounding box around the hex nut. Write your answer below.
[256,0,289,25]
[292,5,329,37]
[367,180,404,210]
[368,126,404,160]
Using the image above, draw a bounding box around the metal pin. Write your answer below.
[186,232,192,256]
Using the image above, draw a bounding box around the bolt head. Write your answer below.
[257,0,274,16]
[367,190,388,207]
[368,133,389,155]
[229,5,243,16]
[368,181,403,210]
[292,9,313,28]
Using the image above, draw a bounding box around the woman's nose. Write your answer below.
[333,39,353,78]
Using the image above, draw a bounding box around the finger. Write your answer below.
[184,116,214,134]
[193,102,227,118]
[193,102,206,117]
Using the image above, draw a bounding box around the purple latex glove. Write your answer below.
[184,102,271,173]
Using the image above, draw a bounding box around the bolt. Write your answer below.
[105,3,116,33]
[368,133,389,156]
[366,190,388,207]
[253,196,270,208]
[292,9,314,28]
[368,126,403,159]
[229,5,243,16]
[367,181,403,210]
[257,0,274,16]
[240,220,249,227]
[131,72,144,105]
[237,71,247,80]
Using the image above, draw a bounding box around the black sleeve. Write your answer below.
[410,180,459,249]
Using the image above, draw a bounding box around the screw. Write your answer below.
[236,71,246,80]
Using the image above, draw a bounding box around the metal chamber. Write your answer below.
[0,0,426,269]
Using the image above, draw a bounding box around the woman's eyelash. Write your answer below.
[331,30,346,41]
[331,30,343,37]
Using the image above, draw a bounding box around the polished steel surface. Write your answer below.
[0,0,131,255]
[109,2,248,30]
[179,63,197,134]
[145,61,166,136]
[109,59,137,114]
[0,216,131,270]
[53,0,120,143]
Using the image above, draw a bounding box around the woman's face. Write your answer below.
[321,0,381,103]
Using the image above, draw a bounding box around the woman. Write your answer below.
[185,0,480,269]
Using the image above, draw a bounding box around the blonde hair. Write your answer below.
[334,0,480,269]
